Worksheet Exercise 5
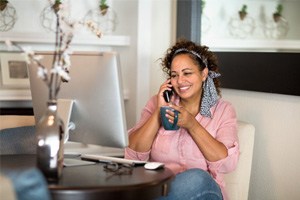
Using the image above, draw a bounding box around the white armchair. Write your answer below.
[224,121,255,200]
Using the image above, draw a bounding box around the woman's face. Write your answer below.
[170,54,208,101]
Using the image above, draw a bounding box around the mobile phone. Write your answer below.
[163,88,173,103]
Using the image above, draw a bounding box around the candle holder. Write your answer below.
[0,0,17,32]
[228,5,255,39]
[84,0,118,34]
[263,4,289,39]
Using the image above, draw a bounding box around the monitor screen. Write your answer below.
[28,51,128,149]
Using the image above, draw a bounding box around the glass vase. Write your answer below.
[36,100,64,182]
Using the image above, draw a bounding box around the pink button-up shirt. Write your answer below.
[125,95,239,200]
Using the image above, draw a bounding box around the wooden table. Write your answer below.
[0,155,174,200]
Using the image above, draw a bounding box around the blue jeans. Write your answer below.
[158,168,223,200]
[4,168,51,200]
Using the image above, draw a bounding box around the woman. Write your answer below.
[125,39,239,200]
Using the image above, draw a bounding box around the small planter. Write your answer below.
[273,13,281,23]
[273,4,283,23]
[238,5,248,21]
[52,1,61,13]
[0,1,8,11]
[100,5,109,16]
[239,11,247,21]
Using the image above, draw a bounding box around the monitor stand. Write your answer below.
[57,99,74,143]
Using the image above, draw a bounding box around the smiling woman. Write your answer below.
[125,39,239,200]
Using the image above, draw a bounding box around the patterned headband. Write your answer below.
[173,48,208,67]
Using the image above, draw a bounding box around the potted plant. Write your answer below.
[273,4,283,23]
[52,0,62,13]
[239,5,247,20]
[0,0,8,11]
[99,0,109,15]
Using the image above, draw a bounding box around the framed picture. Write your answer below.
[0,52,30,88]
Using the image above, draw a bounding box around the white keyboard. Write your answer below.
[81,154,147,166]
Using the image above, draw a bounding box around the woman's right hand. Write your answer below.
[157,79,173,108]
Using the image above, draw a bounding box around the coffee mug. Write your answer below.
[160,106,179,130]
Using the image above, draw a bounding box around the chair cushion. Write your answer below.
[0,126,36,155]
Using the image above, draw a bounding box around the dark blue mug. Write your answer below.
[160,106,179,130]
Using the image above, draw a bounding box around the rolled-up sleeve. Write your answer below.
[125,147,151,161]
[124,96,157,161]
[207,101,239,174]
[207,142,239,173]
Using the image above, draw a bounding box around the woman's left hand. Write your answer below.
[167,104,197,130]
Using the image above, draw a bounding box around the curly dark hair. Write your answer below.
[161,38,221,96]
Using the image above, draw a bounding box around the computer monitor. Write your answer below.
[28,51,128,150]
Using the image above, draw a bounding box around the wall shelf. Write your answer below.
[0,32,130,46]
[0,32,130,52]
[0,89,32,101]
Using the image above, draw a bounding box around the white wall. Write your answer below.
[149,1,176,96]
